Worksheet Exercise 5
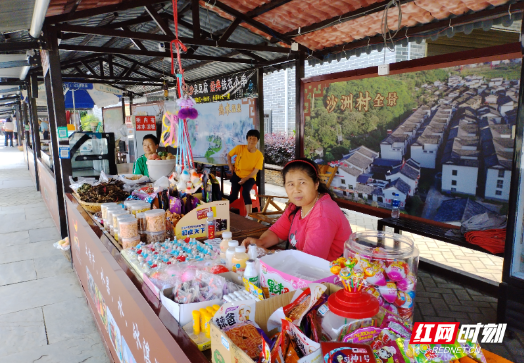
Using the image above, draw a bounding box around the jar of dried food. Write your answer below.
[119,217,139,239]
[145,209,166,232]
[112,210,128,229]
[122,235,140,249]
[130,202,151,217]
[136,212,147,231]
[146,231,166,243]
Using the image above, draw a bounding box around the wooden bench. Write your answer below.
[377,217,503,257]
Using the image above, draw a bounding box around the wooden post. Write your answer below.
[257,67,265,198]
[26,76,41,191]
[43,27,72,239]
[15,101,22,146]
[295,53,305,158]
[121,93,126,124]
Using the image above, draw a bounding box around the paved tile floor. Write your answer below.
[0,139,110,363]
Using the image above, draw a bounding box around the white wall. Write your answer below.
[485,168,512,201]
[385,173,417,196]
[331,170,357,190]
[380,144,404,161]
[411,145,437,168]
[383,188,407,207]
[442,164,478,195]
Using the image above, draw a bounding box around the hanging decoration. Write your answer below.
[174,95,197,170]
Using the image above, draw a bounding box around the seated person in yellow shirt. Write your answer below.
[227,130,264,216]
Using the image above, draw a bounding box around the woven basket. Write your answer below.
[73,192,103,213]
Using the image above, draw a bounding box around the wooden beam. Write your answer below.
[245,0,293,18]
[57,24,292,53]
[0,42,40,52]
[59,44,258,64]
[144,5,175,36]
[192,0,201,39]
[218,18,241,45]
[80,61,99,76]
[46,0,170,24]
[63,0,83,14]
[99,59,104,77]
[122,26,148,51]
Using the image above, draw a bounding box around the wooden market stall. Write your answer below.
[4,0,524,361]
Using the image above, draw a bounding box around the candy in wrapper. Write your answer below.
[458,340,487,363]
[383,303,398,315]
[371,328,407,363]
[342,326,382,345]
[364,261,387,286]
[379,282,398,304]
[385,260,409,282]
[363,286,384,306]
[394,290,415,308]
[283,284,327,326]
[397,273,416,292]
[379,313,411,338]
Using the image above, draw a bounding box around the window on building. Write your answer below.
[498,170,505,178]
[378,197,383,203]
[451,188,457,192]
[341,179,346,185]
[451,180,457,186]
[358,193,363,198]
[497,180,504,189]
[452,170,458,176]
[496,190,502,196]
[343,191,347,196]
[349,185,354,190]
[368,195,373,201]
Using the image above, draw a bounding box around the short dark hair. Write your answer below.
[143,134,159,145]
[246,129,260,140]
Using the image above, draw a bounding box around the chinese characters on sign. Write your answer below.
[218,103,241,116]
[411,323,507,344]
[326,92,399,113]
[180,224,206,236]
[188,71,257,104]
[135,116,157,131]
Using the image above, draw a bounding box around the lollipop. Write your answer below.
[363,261,387,286]
[397,273,416,292]
[379,281,398,304]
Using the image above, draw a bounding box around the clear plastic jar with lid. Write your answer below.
[136,212,147,231]
[101,203,117,221]
[344,231,419,324]
[146,231,166,243]
[144,209,166,232]
[124,200,143,211]
[122,235,140,249]
[130,202,150,216]
[105,207,122,230]
[112,210,129,228]
[119,217,139,239]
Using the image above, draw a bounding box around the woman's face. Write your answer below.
[284,169,319,208]
[143,138,158,155]
[246,136,258,148]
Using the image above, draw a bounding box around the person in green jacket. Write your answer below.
[133,134,159,177]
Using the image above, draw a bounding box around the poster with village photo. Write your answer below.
[303,58,521,225]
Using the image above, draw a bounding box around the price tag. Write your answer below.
[59,146,70,159]
[57,126,68,139]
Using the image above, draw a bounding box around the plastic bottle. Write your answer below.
[391,199,400,219]
[231,246,249,273]
[248,244,258,260]
[225,240,239,270]
[207,211,215,239]
[244,259,259,287]
[220,231,233,260]
[192,310,201,335]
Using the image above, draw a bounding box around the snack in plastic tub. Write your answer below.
[137,212,147,231]
[139,231,148,243]
[124,199,144,210]
[147,230,166,243]
[122,235,140,249]
[112,209,128,228]
[145,209,166,232]
[105,207,122,229]
[130,202,151,216]
[119,217,139,239]
[114,229,119,242]
[101,202,118,221]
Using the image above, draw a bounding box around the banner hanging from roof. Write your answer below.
[187,70,257,103]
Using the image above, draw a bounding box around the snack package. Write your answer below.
[396,337,467,363]
[272,320,321,363]
[320,342,375,363]
[283,284,327,326]
[371,329,406,363]
[457,340,487,363]
[224,321,267,361]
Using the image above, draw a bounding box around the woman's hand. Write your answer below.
[242,237,262,248]
[238,177,249,185]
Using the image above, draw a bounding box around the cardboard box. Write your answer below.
[211,284,343,363]
[259,250,337,297]
[161,272,244,326]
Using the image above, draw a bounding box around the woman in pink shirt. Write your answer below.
[243,158,352,261]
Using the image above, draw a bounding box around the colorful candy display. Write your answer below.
[342,231,419,325]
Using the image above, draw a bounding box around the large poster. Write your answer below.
[304,58,521,225]
[189,98,257,158]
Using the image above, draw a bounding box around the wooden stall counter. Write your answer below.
[66,193,267,363]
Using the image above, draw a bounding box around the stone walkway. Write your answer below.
[0,138,109,363]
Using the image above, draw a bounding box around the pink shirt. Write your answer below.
[269,194,352,261]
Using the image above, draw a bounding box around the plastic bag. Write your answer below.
[119,173,150,186]
[154,176,170,189]
[461,212,507,234]
[69,176,97,192]
[53,237,70,251]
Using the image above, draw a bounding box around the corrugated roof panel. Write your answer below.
[0,0,35,32]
